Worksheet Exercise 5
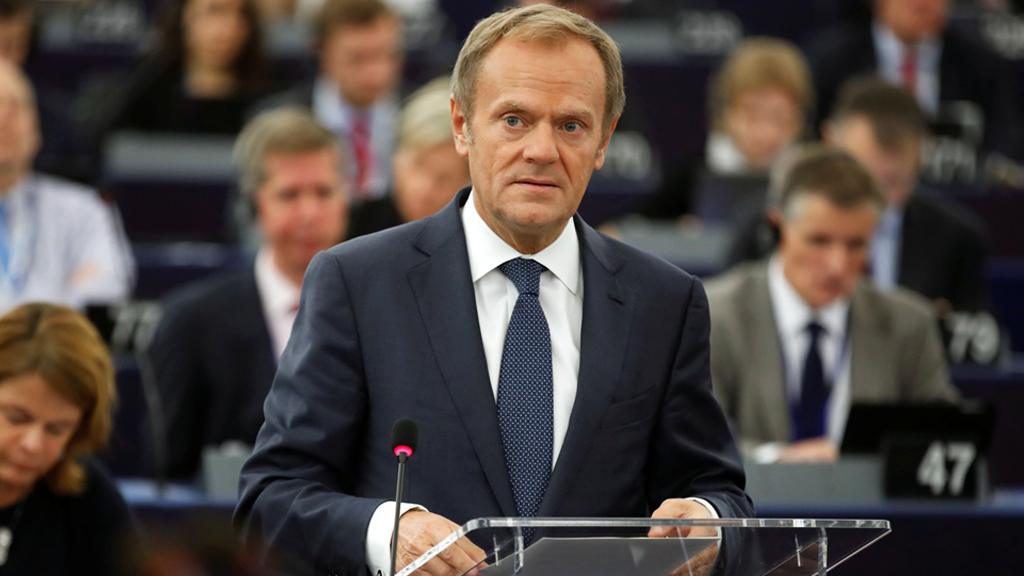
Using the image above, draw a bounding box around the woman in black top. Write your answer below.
[100,0,270,135]
[0,303,136,575]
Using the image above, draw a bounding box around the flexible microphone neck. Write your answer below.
[390,419,418,576]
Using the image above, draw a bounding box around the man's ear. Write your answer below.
[593,116,620,170]
[451,96,471,157]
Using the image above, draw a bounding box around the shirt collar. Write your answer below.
[255,248,302,315]
[1,176,33,212]
[313,77,362,133]
[872,22,941,68]
[767,256,850,341]
[461,189,580,295]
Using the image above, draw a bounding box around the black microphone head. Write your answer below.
[391,419,418,458]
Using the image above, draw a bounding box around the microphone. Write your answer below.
[390,419,418,576]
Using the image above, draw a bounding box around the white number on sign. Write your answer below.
[916,441,977,496]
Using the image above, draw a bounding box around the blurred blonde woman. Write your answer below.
[0,303,135,574]
[639,37,813,220]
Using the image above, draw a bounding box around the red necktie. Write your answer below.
[900,44,918,95]
[351,113,373,199]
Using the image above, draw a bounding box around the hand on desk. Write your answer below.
[649,499,721,576]
[395,511,486,576]
[778,438,838,463]
[647,498,718,538]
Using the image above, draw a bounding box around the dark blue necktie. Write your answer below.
[496,258,553,522]
[793,321,829,440]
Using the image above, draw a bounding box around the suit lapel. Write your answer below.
[849,284,889,401]
[744,268,791,442]
[539,220,631,516]
[406,190,518,517]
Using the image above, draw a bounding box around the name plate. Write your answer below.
[883,436,982,500]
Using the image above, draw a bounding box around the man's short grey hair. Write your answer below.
[769,143,885,221]
[234,107,341,200]
[450,3,625,134]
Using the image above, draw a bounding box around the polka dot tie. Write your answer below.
[497,258,553,527]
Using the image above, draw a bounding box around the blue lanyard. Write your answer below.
[0,178,40,297]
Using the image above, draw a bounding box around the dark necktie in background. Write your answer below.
[793,320,829,440]
[496,257,553,536]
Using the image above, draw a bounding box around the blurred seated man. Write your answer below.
[347,76,468,237]
[637,37,811,221]
[148,108,349,480]
[825,76,989,315]
[257,0,402,201]
[0,61,132,314]
[807,0,1020,159]
[707,145,959,463]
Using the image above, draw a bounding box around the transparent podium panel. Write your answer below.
[397,518,890,576]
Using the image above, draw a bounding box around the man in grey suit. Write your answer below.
[707,144,959,463]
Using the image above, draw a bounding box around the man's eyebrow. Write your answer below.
[490,100,530,115]
[489,101,596,123]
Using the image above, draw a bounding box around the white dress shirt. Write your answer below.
[254,248,302,361]
[0,174,133,313]
[767,258,852,445]
[364,192,718,574]
[873,22,942,115]
[312,77,398,201]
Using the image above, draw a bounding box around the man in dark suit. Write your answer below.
[823,76,989,314]
[806,0,1020,159]
[256,0,402,201]
[148,108,349,479]
[236,5,750,576]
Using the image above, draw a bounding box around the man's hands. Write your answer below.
[649,499,721,576]
[394,511,486,576]
[647,498,719,538]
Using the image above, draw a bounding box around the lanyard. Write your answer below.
[0,178,40,298]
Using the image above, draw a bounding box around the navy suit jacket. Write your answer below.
[236,189,750,575]
[149,267,277,479]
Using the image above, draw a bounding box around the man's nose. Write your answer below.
[522,123,559,164]
[824,245,851,276]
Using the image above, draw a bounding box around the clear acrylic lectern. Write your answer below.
[397,517,890,576]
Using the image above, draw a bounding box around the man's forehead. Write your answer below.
[474,36,606,110]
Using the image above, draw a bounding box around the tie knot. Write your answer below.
[499,258,546,296]
[806,321,825,341]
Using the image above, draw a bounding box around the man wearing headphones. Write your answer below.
[148,108,349,480]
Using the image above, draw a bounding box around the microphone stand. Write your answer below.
[390,451,409,576]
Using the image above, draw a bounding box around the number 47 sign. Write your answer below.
[885,439,982,500]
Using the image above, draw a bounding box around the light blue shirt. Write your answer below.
[0,174,134,313]
[872,22,942,115]
[871,206,904,290]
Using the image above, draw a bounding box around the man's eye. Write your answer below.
[503,116,521,128]
[564,121,580,133]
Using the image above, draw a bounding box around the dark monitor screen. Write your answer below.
[840,402,996,455]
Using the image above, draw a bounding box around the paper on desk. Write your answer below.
[476,537,718,576]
